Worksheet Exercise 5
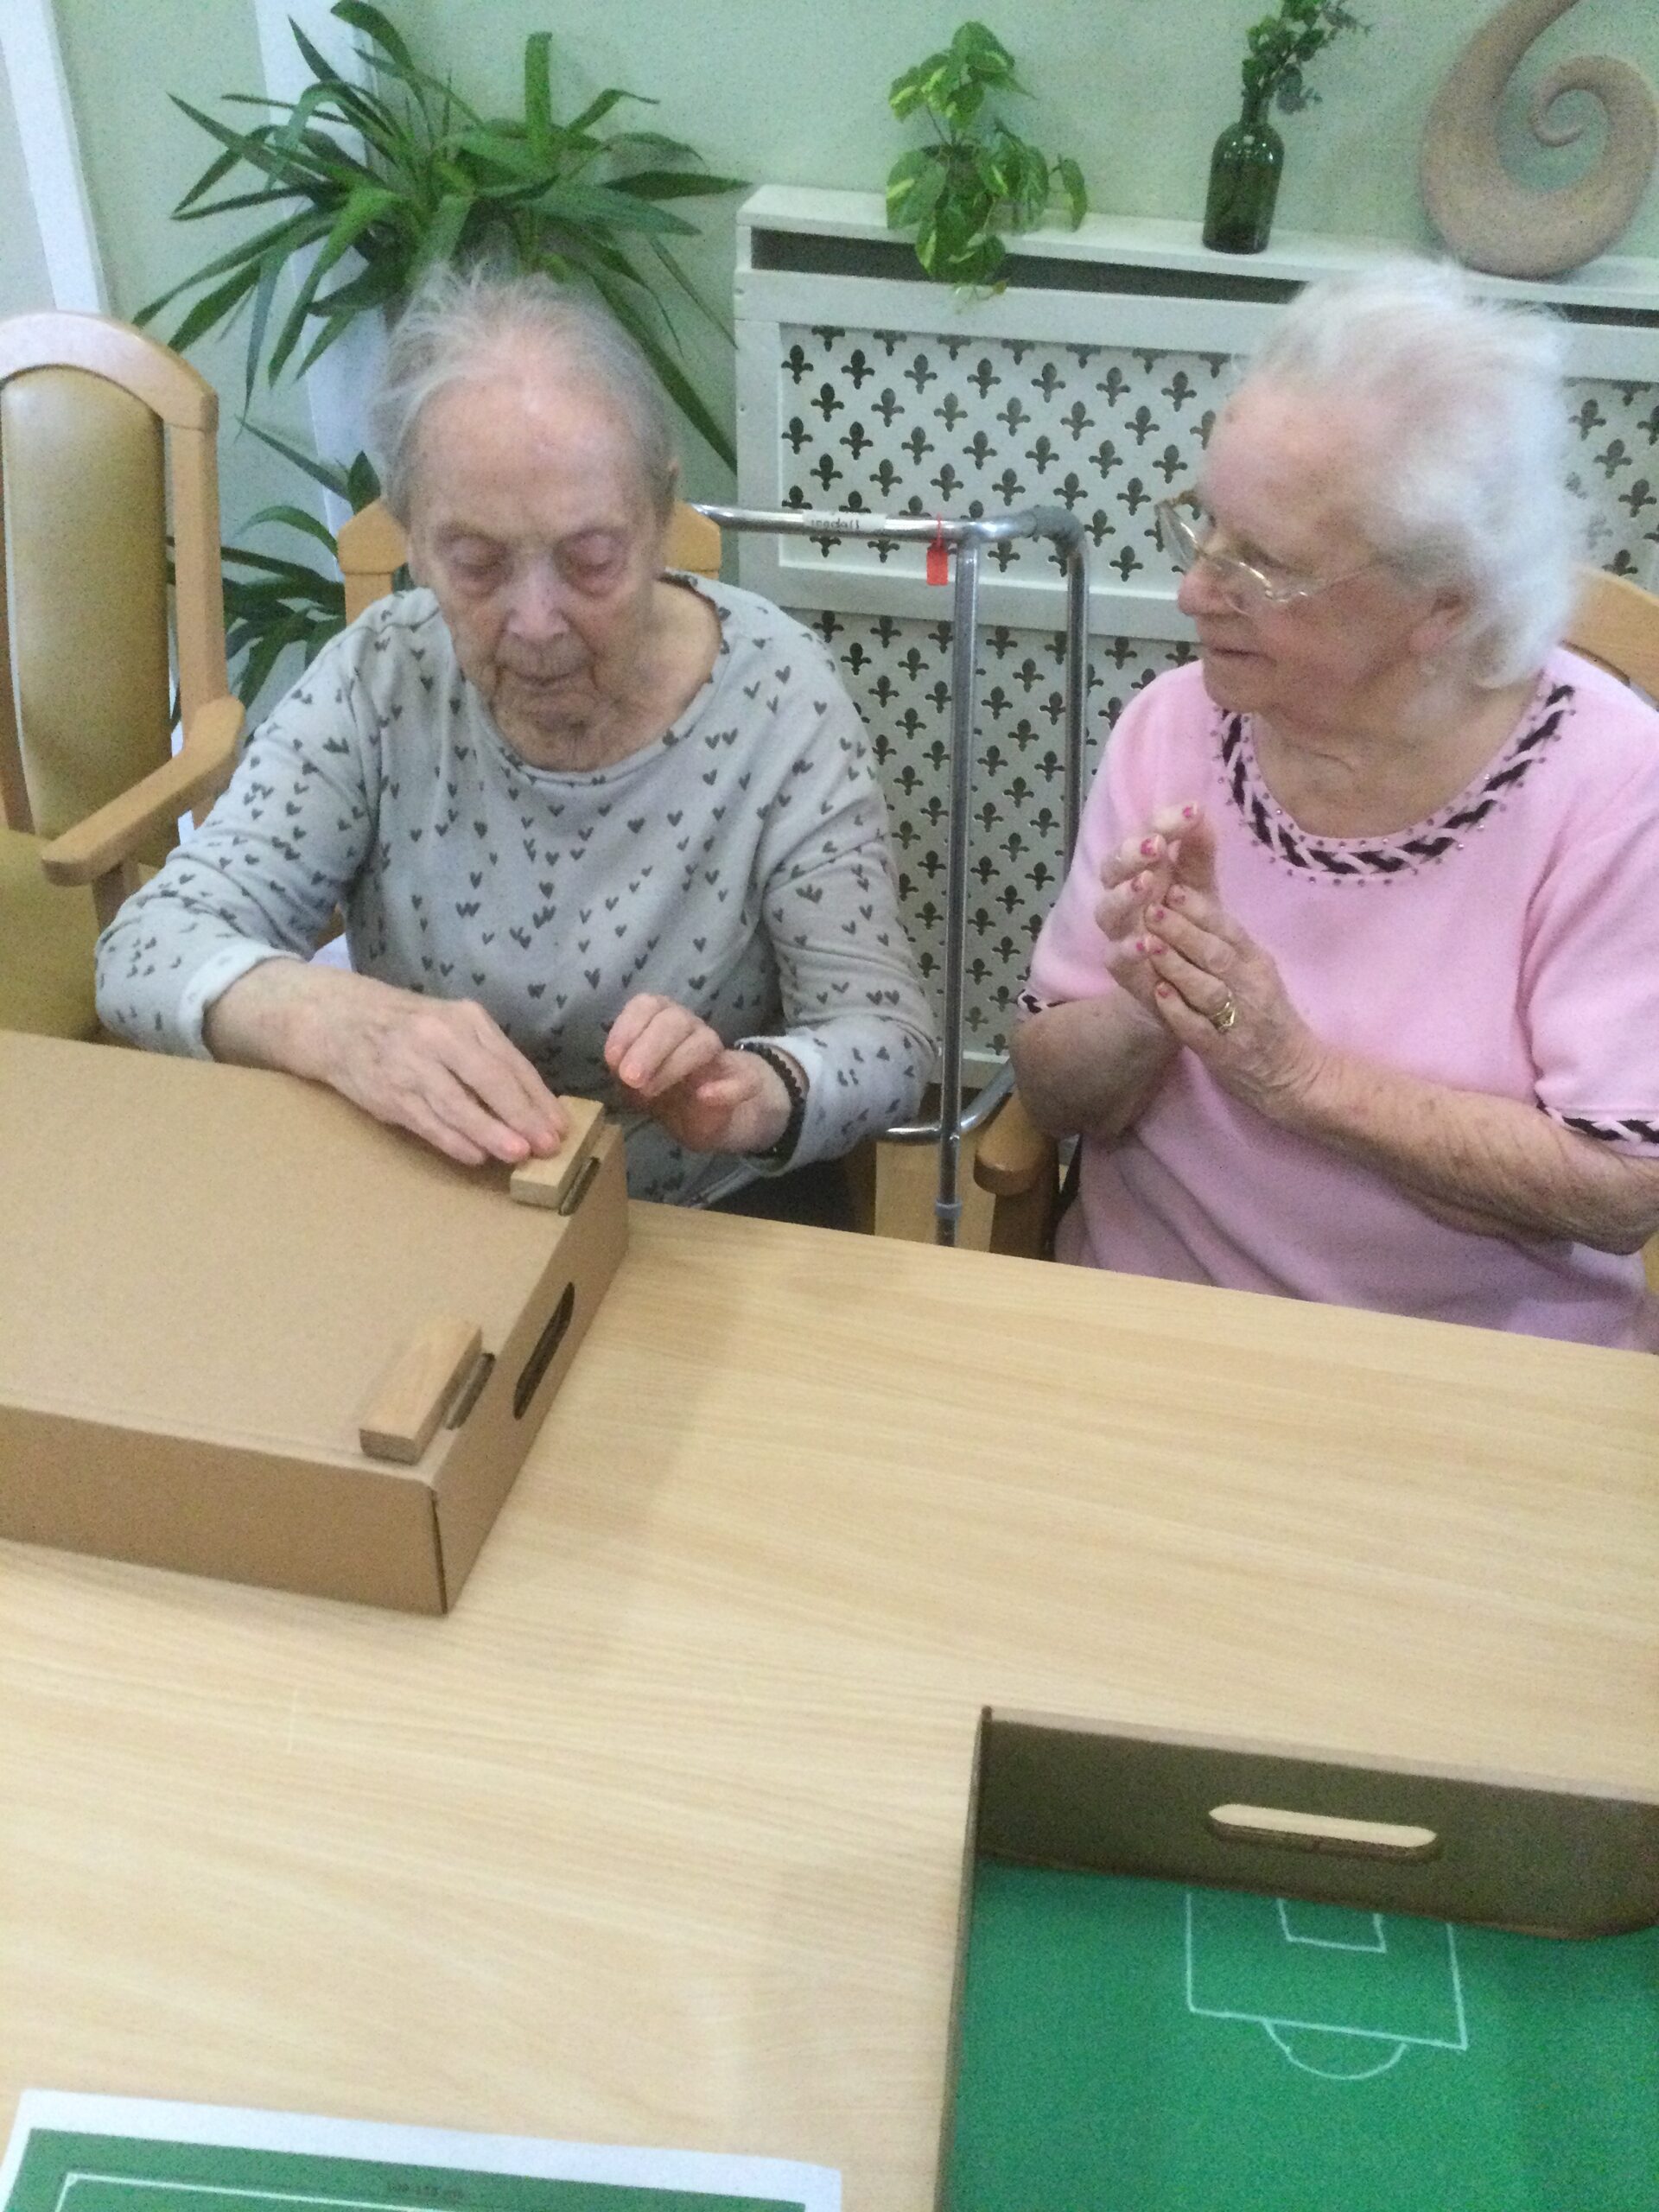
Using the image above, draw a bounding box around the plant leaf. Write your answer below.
[564,86,643,137]
[601,167,746,203]
[886,148,947,232]
[583,269,734,468]
[239,501,340,550]
[523,30,554,158]
[405,188,476,284]
[1055,155,1087,228]
[239,418,353,498]
[330,0,415,74]
[534,181,697,235]
[174,140,246,215]
[143,257,262,351]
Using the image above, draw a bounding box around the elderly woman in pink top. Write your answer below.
[1015,262,1659,1347]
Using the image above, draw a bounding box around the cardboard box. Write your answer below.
[0,1033,628,1611]
[938,1710,1659,2212]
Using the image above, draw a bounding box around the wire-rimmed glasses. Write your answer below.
[1155,491,1388,610]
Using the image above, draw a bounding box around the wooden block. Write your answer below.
[359,1318,483,1465]
[509,1096,607,1211]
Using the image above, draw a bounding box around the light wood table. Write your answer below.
[3,1207,1656,2209]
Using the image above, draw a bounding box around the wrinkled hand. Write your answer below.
[605,995,796,1155]
[298,974,569,1166]
[1096,803,1217,1017]
[1136,879,1325,1119]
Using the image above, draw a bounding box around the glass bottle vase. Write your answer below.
[1202,98,1285,256]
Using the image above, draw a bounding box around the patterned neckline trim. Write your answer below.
[1219,670,1576,882]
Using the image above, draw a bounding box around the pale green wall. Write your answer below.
[26,1,1659,536]
[0,44,51,311]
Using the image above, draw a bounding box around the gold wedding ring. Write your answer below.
[1211,995,1238,1033]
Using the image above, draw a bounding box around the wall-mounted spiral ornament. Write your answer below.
[1421,0,1657,279]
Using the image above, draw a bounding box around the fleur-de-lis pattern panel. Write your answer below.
[770,325,1659,1058]
[804,609,1192,1053]
[776,325,1659,583]
[1567,380,1659,576]
[779,327,1230,584]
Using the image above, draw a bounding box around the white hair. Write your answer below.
[1242,260,1584,686]
[370,264,679,524]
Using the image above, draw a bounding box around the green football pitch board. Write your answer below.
[1,2133,807,2212]
[946,1865,1659,2210]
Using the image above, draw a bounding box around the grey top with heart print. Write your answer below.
[95,575,937,1204]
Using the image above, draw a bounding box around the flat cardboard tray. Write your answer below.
[938,1710,1659,2212]
[0,1033,628,1611]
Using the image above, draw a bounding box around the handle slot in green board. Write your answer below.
[1208,1802,1441,1860]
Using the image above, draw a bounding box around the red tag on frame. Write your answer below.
[926,521,950,587]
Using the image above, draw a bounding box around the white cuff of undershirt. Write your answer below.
[179,945,305,1058]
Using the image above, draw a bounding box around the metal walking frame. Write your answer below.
[696,502,1090,1247]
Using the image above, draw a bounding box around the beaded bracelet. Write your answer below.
[734,1039,808,1166]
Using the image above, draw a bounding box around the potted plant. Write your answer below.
[885,19,1085,291]
[140,2,743,458]
[137,3,743,700]
[1203,0,1366,255]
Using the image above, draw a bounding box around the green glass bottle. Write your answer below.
[1202,90,1284,255]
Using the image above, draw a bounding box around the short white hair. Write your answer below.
[1243,260,1583,686]
[370,264,679,524]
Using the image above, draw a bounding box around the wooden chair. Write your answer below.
[0,312,243,1038]
[336,495,723,613]
[973,563,1659,1265]
[1566,564,1659,700]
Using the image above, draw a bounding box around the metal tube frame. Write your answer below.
[696,501,1090,1246]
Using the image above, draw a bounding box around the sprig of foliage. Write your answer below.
[217,427,389,707]
[137,2,744,465]
[885,21,1085,290]
[1241,0,1367,116]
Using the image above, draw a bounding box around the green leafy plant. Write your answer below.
[885,20,1085,290]
[1239,0,1366,116]
[137,1,744,465]
[217,428,388,707]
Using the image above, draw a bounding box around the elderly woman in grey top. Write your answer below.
[98,269,935,1205]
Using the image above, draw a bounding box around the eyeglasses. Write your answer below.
[1155,492,1387,610]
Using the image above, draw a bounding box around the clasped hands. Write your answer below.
[1095,803,1324,1117]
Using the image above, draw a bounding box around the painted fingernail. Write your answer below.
[1155,982,1173,999]
[1147,938,1166,957]
[1140,837,1159,857]
[1182,804,1198,821]
[1147,905,1165,922]
[1134,937,1148,955]
[1166,886,1185,906]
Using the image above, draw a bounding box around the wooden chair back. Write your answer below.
[0,312,228,864]
[1567,565,1659,700]
[336,497,722,621]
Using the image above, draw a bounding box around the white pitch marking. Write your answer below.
[1275,1897,1387,1954]
[1183,1891,1470,2082]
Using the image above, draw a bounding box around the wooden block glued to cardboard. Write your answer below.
[509,1096,607,1211]
[359,1318,483,1465]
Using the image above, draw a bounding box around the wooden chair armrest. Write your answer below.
[973,1090,1056,1197]
[40,696,244,887]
